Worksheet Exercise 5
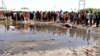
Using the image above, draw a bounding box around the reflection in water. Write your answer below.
[69,28,92,42]
[0,22,96,47]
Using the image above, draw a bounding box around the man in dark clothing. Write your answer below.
[90,9,93,26]
[96,12,100,27]
[70,11,74,23]
[35,11,39,21]
[10,11,14,21]
[5,12,10,18]
[38,11,41,21]
[90,13,93,26]
[47,11,51,21]
[21,13,24,21]
[36,11,41,21]
[43,12,47,21]
[17,12,21,21]
[54,12,57,21]
[30,12,33,20]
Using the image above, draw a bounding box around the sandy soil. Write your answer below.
[2,43,98,56]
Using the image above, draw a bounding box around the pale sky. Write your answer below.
[0,0,100,11]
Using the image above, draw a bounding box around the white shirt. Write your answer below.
[86,13,90,19]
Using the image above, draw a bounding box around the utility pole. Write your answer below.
[53,0,56,11]
[2,0,3,8]
[78,0,86,11]
[1,0,6,9]
[1,0,8,28]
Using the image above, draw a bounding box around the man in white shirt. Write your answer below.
[86,12,90,26]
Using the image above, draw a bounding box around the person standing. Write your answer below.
[13,12,17,21]
[64,11,69,23]
[70,11,74,23]
[43,12,47,21]
[90,11,93,26]
[17,12,21,21]
[56,11,60,22]
[59,10,64,23]
[77,12,81,24]
[21,12,24,21]
[86,11,90,26]
[73,12,78,25]
[30,12,34,20]
[10,11,14,21]
[33,11,36,21]
[93,13,96,24]
[54,12,57,22]
[96,12,100,27]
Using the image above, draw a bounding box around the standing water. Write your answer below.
[0,22,98,56]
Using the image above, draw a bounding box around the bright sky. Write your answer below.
[0,0,100,11]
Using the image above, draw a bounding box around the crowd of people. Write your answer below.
[3,10,100,27]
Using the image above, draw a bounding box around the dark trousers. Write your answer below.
[93,19,96,24]
[96,19,99,27]
[54,17,56,21]
[90,18,92,26]
[60,17,64,23]
[86,19,88,26]
[70,17,73,22]
[73,19,77,24]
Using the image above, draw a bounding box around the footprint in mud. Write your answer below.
[9,51,27,55]
[29,47,34,50]
[0,40,4,41]
[9,52,15,55]
[50,39,55,40]
[44,39,55,41]
[19,40,36,42]
[22,51,28,54]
